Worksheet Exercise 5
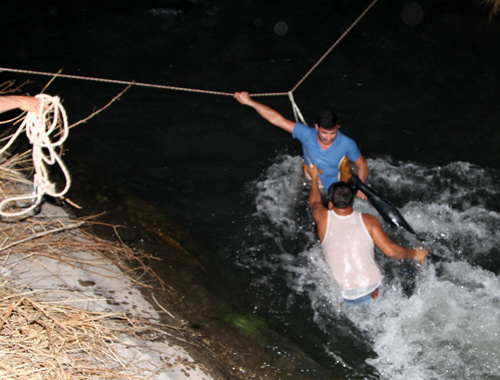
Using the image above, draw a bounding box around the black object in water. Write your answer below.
[348,174,416,234]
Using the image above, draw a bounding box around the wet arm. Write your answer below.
[363,213,428,261]
[353,155,368,199]
[234,91,295,133]
[309,164,327,241]
[354,155,368,183]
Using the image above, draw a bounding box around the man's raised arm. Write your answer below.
[234,91,295,133]
[308,164,328,241]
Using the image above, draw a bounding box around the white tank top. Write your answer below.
[322,210,382,300]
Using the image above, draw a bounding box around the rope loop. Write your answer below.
[287,91,308,126]
[0,94,71,218]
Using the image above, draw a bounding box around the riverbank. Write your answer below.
[0,153,221,379]
[0,148,336,380]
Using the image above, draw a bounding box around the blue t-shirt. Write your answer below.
[292,122,361,190]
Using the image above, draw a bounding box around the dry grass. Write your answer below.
[0,151,201,379]
[0,79,212,379]
[0,213,168,293]
[0,282,173,380]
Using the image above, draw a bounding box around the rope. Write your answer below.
[0,67,289,98]
[0,94,71,218]
[288,92,308,125]
[0,67,235,97]
[0,2,378,220]
[0,1,378,100]
[290,0,378,93]
[251,0,378,129]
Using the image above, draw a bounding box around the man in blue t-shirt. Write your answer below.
[234,91,368,198]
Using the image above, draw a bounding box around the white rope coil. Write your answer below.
[0,94,71,218]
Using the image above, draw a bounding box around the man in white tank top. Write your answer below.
[308,164,428,304]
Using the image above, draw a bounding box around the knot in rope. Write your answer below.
[0,94,71,218]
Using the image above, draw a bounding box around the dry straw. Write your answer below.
[0,282,168,379]
[0,79,210,379]
[0,153,197,379]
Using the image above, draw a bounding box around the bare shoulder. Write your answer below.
[311,203,328,221]
[361,213,381,231]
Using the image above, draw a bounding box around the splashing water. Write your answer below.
[359,262,500,380]
[235,154,500,379]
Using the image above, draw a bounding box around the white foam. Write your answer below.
[362,262,500,379]
[240,154,500,379]
[253,154,306,233]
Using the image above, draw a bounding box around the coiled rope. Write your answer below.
[0,94,70,218]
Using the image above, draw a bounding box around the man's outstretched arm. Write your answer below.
[0,95,41,114]
[234,91,295,133]
[363,213,428,261]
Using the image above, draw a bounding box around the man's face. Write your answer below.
[315,125,339,146]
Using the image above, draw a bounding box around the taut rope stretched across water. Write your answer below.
[0,0,378,216]
[0,0,378,99]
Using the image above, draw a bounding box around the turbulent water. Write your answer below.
[2,0,500,379]
[235,155,500,379]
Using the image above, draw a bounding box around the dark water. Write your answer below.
[2,1,500,379]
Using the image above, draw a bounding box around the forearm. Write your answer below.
[357,163,368,183]
[235,92,294,133]
[309,176,322,209]
[0,96,21,113]
[370,219,428,262]
[0,95,40,114]
[386,245,427,262]
[389,245,415,260]
[354,156,368,183]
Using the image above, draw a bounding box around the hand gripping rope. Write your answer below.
[0,94,71,218]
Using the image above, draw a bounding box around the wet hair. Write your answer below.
[327,182,354,209]
[317,110,339,130]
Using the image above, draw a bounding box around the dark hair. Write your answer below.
[327,182,354,209]
[317,110,339,130]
